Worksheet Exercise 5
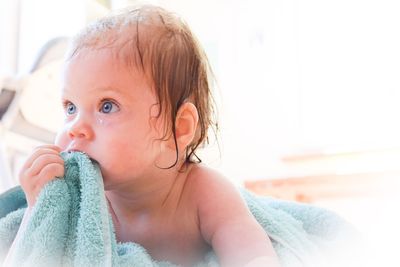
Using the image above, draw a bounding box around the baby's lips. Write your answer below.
[66,149,80,153]
[66,149,89,158]
[65,149,85,155]
[89,157,100,165]
[64,149,99,165]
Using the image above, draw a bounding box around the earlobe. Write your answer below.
[174,102,199,151]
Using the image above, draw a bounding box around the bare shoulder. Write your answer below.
[186,165,280,267]
[186,164,243,205]
[189,164,233,191]
[186,164,252,242]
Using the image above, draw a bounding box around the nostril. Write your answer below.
[67,119,93,140]
[68,130,83,139]
[68,131,76,139]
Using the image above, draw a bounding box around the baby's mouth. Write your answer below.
[66,150,99,165]
[90,158,100,165]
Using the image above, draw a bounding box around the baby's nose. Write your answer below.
[68,116,94,140]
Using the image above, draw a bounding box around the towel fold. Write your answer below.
[0,152,358,267]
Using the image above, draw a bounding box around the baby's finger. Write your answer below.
[33,162,65,195]
[22,145,62,170]
[24,153,64,178]
[36,162,65,185]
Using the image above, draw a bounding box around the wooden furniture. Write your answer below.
[245,148,400,203]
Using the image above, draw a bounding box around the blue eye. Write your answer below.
[66,102,76,115]
[100,101,119,113]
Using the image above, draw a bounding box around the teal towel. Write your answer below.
[0,152,357,267]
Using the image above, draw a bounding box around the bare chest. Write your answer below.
[112,205,210,266]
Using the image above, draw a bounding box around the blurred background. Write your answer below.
[0,0,399,265]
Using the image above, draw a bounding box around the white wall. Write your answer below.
[17,0,86,74]
[156,0,400,182]
[1,0,400,183]
[0,0,20,76]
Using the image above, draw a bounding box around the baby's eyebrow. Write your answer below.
[62,86,129,97]
[90,86,137,99]
[61,86,139,106]
[60,87,74,97]
[95,86,126,95]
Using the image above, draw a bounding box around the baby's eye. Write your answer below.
[66,102,76,115]
[100,100,119,114]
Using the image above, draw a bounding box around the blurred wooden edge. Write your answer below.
[244,171,400,203]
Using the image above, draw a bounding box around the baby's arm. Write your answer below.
[196,171,281,267]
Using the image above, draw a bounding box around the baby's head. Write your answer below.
[65,5,217,168]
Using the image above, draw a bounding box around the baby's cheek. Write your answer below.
[54,131,69,150]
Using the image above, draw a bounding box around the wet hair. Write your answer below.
[67,5,218,168]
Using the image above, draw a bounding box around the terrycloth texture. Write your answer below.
[0,152,357,267]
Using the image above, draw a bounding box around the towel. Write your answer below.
[0,152,359,267]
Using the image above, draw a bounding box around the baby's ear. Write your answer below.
[174,102,199,151]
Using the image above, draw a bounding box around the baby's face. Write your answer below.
[55,49,172,188]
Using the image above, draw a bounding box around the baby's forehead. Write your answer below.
[75,25,163,73]
[62,49,156,102]
[68,5,185,75]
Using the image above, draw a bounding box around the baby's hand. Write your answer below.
[19,145,65,207]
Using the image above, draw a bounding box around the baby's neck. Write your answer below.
[105,163,194,220]
[104,163,209,266]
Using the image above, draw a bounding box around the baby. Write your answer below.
[16,5,280,267]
